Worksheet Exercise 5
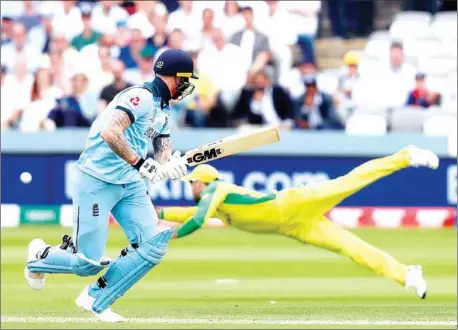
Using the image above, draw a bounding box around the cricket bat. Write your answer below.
[182,126,280,166]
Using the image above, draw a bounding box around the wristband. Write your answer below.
[131,157,145,170]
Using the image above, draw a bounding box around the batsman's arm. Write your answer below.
[100,109,138,164]
[152,135,172,164]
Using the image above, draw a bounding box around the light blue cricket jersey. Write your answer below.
[76,79,172,184]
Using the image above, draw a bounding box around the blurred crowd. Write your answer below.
[0,0,456,133]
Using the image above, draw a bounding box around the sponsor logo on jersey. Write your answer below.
[145,127,161,139]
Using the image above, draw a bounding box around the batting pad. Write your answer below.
[27,248,108,277]
[92,228,174,313]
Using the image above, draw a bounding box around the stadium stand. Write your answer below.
[0,0,456,135]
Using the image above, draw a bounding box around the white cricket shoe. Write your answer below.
[24,238,47,290]
[75,285,125,323]
[405,265,427,299]
[405,145,439,169]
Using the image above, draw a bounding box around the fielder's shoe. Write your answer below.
[405,265,427,299]
[405,145,439,169]
[24,238,48,290]
[76,285,125,323]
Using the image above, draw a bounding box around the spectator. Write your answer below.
[4,55,34,103]
[235,0,269,21]
[1,22,40,73]
[17,1,41,30]
[279,58,317,99]
[293,76,343,130]
[52,0,83,41]
[387,41,416,78]
[87,45,115,94]
[154,28,184,60]
[128,1,168,39]
[261,0,296,79]
[71,5,101,51]
[197,28,246,110]
[326,0,349,39]
[148,13,168,49]
[44,72,93,130]
[98,60,132,113]
[278,1,320,63]
[91,0,129,35]
[230,6,271,81]
[336,50,361,113]
[200,8,217,49]
[232,69,293,128]
[1,60,34,129]
[406,73,441,108]
[1,16,14,45]
[193,1,226,19]
[80,34,119,72]
[124,46,156,85]
[115,20,131,48]
[1,1,26,20]
[380,41,416,108]
[0,65,17,129]
[182,52,228,128]
[220,1,245,39]
[28,4,55,53]
[50,32,81,83]
[167,1,202,51]
[161,0,180,13]
[19,67,62,132]
[118,28,146,69]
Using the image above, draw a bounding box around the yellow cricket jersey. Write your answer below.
[161,181,281,237]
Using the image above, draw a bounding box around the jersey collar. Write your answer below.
[151,76,172,106]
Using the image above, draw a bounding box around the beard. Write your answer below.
[193,195,201,204]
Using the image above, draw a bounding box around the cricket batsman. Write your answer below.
[158,146,439,299]
[24,49,198,322]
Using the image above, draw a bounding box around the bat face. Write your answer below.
[183,127,280,167]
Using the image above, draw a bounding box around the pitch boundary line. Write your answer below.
[1,317,456,326]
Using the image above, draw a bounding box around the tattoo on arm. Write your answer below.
[152,136,172,164]
[102,110,137,164]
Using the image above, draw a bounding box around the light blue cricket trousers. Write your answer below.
[72,168,157,262]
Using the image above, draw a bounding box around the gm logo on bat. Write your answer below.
[188,148,222,164]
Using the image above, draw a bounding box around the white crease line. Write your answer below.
[1,317,456,326]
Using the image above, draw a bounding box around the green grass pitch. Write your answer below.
[1,226,456,329]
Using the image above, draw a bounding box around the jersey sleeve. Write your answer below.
[160,206,198,223]
[175,182,228,238]
[114,87,153,124]
[159,111,171,137]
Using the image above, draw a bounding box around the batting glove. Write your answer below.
[132,151,187,183]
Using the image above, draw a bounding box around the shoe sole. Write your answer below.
[75,295,124,323]
[24,266,45,290]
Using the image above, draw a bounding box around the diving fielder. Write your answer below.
[158,146,439,299]
[24,49,198,322]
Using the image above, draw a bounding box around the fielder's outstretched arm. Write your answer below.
[156,206,198,223]
[172,183,227,238]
